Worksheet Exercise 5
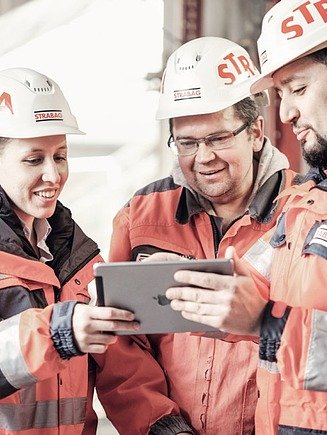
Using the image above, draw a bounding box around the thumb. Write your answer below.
[271,301,288,318]
[142,252,182,262]
[225,246,250,277]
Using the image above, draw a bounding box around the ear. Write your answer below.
[251,116,264,152]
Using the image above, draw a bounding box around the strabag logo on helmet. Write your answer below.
[281,0,327,40]
[217,51,257,85]
[34,110,63,122]
[174,87,201,101]
[0,92,13,114]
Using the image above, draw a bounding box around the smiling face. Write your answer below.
[273,56,327,168]
[172,107,263,208]
[0,135,68,231]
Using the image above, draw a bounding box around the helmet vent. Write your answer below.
[24,78,52,93]
[178,65,195,71]
[33,87,51,92]
[176,52,201,72]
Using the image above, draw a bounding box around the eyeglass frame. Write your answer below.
[167,121,252,156]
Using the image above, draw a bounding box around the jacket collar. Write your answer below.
[0,185,100,284]
[295,166,327,189]
[0,186,37,260]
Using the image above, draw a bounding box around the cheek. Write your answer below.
[226,153,252,174]
[61,170,69,186]
[220,153,241,169]
[55,166,69,194]
[0,181,26,209]
[178,158,193,176]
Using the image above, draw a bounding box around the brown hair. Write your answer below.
[308,47,327,67]
[169,96,259,135]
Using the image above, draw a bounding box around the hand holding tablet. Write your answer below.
[94,259,233,334]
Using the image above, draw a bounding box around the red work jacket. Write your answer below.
[244,169,327,434]
[91,167,295,435]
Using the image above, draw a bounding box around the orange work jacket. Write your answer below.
[244,168,327,434]
[90,167,295,435]
[0,193,102,435]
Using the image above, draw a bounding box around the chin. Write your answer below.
[37,209,56,220]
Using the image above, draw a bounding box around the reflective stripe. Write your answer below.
[0,274,10,280]
[304,310,327,391]
[19,384,36,403]
[0,397,86,430]
[243,238,273,281]
[0,313,37,389]
[258,359,280,374]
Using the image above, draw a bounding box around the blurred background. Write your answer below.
[0,1,305,433]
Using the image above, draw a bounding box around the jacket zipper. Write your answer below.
[210,215,221,258]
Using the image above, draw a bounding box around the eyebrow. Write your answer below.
[28,145,68,152]
[274,73,307,91]
[175,129,229,140]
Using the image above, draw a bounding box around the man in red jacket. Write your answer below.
[90,37,296,434]
[165,1,327,434]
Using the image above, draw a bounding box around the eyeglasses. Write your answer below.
[167,122,250,156]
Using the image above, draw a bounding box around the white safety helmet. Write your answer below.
[251,0,327,94]
[156,36,269,120]
[0,67,84,138]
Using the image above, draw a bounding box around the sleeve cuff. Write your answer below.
[259,300,291,362]
[50,301,85,360]
[149,415,194,434]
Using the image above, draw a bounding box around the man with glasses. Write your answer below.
[163,2,327,434]
[92,37,295,434]
[168,121,250,156]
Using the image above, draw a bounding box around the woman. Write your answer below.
[0,67,138,434]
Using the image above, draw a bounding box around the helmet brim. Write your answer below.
[1,124,85,139]
[251,39,327,94]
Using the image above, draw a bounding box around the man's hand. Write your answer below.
[142,252,184,262]
[72,304,139,353]
[165,247,267,336]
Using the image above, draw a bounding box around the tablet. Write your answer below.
[94,259,234,334]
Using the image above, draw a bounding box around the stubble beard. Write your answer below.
[194,177,233,204]
[302,133,327,169]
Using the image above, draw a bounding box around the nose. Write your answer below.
[41,159,61,184]
[195,141,216,163]
[279,97,299,125]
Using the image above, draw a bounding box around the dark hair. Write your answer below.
[169,96,259,135]
[308,47,327,67]
[233,96,260,131]
[169,118,174,136]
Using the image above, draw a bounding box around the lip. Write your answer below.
[33,188,59,200]
[294,128,310,142]
[197,168,225,181]
[198,167,225,175]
